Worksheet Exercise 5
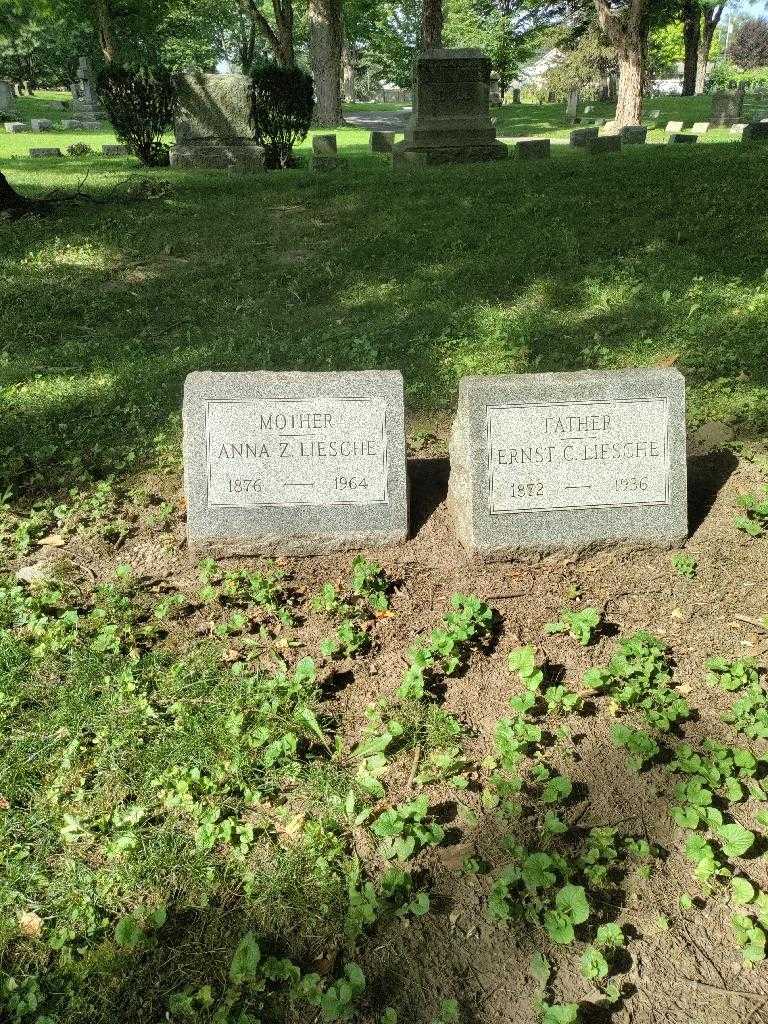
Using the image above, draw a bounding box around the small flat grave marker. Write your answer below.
[5,122,27,133]
[370,131,395,152]
[569,126,598,147]
[29,147,63,158]
[30,118,53,132]
[448,368,688,557]
[668,132,697,145]
[515,138,550,159]
[183,371,408,556]
[102,143,129,156]
[665,121,684,133]
[587,135,621,155]
[690,121,710,134]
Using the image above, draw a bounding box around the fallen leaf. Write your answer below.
[38,534,65,547]
[17,911,43,938]
[0,795,9,809]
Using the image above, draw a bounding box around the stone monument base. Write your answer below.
[169,140,265,170]
[392,139,507,167]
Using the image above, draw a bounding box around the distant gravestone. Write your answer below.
[620,125,647,144]
[668,133,697,145]
[30,118,53,132]
[512,89,521,104]
[730,123,747,136]
[102,143,129,156]
[646,109,661,120]
[170,72,265,170]
[665,121,684,133]
[711,90,743,126]
[0,80,16,114]
[29,147,63,158]
[392,48,507,166]
[515,138,550,160]
[183,371,408,556]
[61,119,83,129]
[370,131,395,152]
[690,121,710,134]
[743,121,768,142]
[569,126,598,147]
[448,368,688,557]
[69,56,107,123]
[4,122,27,133]
[566,90,580,122]
[313,134,337,155]
[587,135,621,155]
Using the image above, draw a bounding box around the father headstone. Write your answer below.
[0,80,16,115]
[183,371,408,556]
[711,90,743,127]
[69,57,107,123]
[392,49,507,166]
[169,72,265,170]
[448,368,687,557]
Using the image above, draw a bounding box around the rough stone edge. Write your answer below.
[187,529,410,560]
[447,389,475,552]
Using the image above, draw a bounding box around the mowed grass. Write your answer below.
[2,95,768,499]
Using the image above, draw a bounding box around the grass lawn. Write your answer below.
[1,88,768,1024]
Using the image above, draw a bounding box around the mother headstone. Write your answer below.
[183,370,408,556]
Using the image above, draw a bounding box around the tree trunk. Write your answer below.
[0,172,49,220]
[239,0,295,68]
[93,0,117,64]
[595,0,648,128]
[309,0,344,126]
[681,0,700,95]
[421,0,443,49]
[342,41,355,102]
[695,8,722,94]
[615,47,645,126]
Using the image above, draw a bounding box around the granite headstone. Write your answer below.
[448,368,688,557]
[170,72,265,170]
[183,371,408,556]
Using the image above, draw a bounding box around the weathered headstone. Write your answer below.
[690,121,710,134]
[620,125,647,144]
[183,371,408,556]
[4,122,27,133]
[30,118,53,132]
[29,147,63,158]
[80,120,104,131]
[448,368,688,557]
[566,90,580,122]
[313,134,337,155]
[515,138,550,160]
[370,131,395,152]
[668,132,697,145]
[0,80,16,114]
[69,56,107,122]
[730,123,747,136]
[569,126,598,147]
[392,48,507,166]
[169,72,265,170]
[742,121,768,143]
[602,119,618,134]
[587,134,621,155]
[665,120,684,133]
[646,108,661,120]
[102,143,129,156]
[512,89,521,104]
[711,90,743,126]
[61,119,83,129]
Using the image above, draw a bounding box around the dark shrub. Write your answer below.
[248,64,314,169]
[97,65,177,167]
